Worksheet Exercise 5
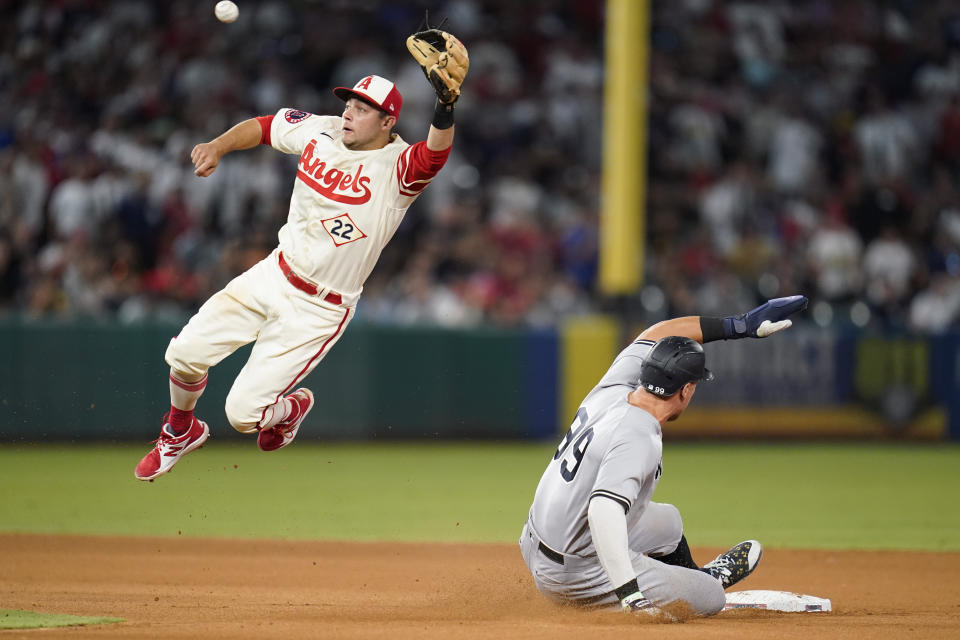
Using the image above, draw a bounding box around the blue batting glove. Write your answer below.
[723,295,809,339]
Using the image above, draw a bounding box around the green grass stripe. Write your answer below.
[653,443,960,551]
[0,609,123,630]
[0,442,957,550]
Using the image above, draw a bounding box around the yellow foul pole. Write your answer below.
[600,0,648,295]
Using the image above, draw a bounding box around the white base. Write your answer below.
[724,590,832,613]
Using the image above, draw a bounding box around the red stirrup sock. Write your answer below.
[168,371,208,435]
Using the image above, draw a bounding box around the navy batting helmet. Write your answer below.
[639,336,714,398]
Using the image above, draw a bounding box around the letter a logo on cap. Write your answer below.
[332,75,403,120]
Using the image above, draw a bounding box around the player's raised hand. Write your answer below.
[407,21,469,104]
[724,295,809,339]
[191,142,222,177]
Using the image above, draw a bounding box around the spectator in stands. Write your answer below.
[807,210,863,303]
[863,226,917,317]
[909,274,960,333]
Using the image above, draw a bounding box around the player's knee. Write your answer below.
[663,504,683,539]
[701,581,726,616]
[648,504,684,555]
[164,339,207,380]
[225,406,258,434]
[224,391,259,434]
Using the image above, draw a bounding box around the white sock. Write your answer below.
[169,370,207,411]
[260,397,296,429]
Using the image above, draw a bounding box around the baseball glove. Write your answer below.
[406,27,469,104]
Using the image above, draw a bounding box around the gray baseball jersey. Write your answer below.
[528,338,662,557]
[520,337,726,614]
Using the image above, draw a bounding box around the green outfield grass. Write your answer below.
[0,441,957,550]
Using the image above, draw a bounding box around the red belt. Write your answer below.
[277,252,342,305]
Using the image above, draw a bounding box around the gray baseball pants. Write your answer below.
[519,502,725,615]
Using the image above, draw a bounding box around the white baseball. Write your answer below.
[215,1,239,23]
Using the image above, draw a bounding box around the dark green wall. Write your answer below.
[5,319,957,442]
[0,319,554,441]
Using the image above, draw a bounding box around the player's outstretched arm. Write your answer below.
[426,121,454,151]
[640,295,809,343]
[191,118,262,177]
[639,316,704,342]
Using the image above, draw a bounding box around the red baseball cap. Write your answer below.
[333,75,403,120]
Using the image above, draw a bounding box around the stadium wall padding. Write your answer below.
[0,318,956,441]
[0,319,556,441]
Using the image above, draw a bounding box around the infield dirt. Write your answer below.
[2,534,957,639]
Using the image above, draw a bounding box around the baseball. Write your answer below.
[215,1,239,23]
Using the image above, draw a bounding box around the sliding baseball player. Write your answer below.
[520,296,808,619]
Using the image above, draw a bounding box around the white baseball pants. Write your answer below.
[165,249,354,433]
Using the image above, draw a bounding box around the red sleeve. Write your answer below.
[255,115,274,146]
[396,141,451,196]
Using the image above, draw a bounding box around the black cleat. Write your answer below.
[701,540,763,589]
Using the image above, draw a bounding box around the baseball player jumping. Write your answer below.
[520,296,808,618]
[135,28,469,480]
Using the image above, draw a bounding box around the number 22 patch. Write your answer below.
[321,214,367,247]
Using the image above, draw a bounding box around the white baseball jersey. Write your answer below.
[269,108,444,299]
[166,108,449,433]
[528,338,663,557]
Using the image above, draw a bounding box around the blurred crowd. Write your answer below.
[1,0,959,332]
[646,0,960,334]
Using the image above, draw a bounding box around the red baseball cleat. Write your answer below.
[135,415,210,481]
[257,388,314,452]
